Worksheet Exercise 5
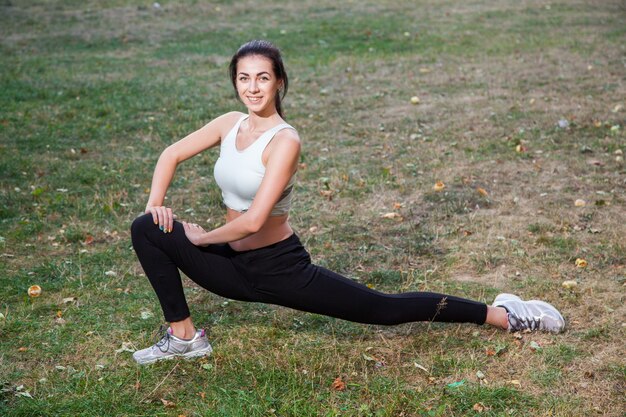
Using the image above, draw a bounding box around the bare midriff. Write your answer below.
[226,208,293,252]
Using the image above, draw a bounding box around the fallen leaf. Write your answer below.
[62,297,77,304]
[515,144,526,153]
[508,379,521,386]
[319,190,333,200]
[18,347,28,352]
[433,181,445,191]
[84,235,94,245]
[562,280,577,289]
[593,120,602,128]
[28,285,42,297]
[574,199,586,207]
[476,187,488,197]
[485,347,496,356]
[115,342,134,353]
[414,362,429,373]
[529,341,542,351]
[15,390,33,399]
[382,212,403,221]
[54,317,66,325]
[410,96,420,105]
[472,403,486,412]
[56,310,63,318]
[393,202,403,209]
[140,310,153,320]
[331,376,346,391]
[198,391,206,399]
[160,398,176,408]
[476,370,485,380]
[575,258,588,268]
[104,270,117,277]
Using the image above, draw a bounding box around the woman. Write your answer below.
[130,40,565,365]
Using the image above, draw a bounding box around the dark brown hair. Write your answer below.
[229,40,289,118]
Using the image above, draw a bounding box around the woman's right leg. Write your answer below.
[130,214,256,324]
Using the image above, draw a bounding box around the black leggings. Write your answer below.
[131,214,487,325]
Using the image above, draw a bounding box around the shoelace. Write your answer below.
[154,324,171,353]
[509,313,541,331]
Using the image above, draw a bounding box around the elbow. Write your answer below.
[245,213,266,234]
[160,146,181,164]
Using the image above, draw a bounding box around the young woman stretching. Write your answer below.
[131,40,565,365]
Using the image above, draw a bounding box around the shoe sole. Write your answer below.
[135,345,213,365]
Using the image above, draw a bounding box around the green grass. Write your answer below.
[2,0,625,416]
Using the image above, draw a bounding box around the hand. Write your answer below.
[145,205,176,233]
[182,221,208,246]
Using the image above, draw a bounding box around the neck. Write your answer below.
[246,109,282,131]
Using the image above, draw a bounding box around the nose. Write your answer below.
[248,78,259,93]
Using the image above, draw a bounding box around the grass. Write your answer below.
[1,0,625,415]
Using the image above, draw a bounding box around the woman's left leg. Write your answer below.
[260,263,489,325]
[242,235,488,326]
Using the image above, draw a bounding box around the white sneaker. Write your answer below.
[133,326,213,365]
[493,293,565,333]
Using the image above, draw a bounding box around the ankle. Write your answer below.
[169,321,196,340]
[485,306,509,330]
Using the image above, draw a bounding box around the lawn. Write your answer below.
[1,0,624,416]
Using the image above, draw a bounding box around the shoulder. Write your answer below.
[212,111,246,130]
[265,126,300,164]
[273,126,301,147]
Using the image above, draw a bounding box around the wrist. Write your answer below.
[199,232,212,246]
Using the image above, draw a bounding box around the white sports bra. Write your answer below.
[214,115,296,216]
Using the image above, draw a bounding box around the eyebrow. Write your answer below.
[238,71,271,77]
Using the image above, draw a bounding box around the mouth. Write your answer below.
[247,96,262,103]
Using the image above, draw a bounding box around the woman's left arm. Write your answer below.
[184,129,301,246]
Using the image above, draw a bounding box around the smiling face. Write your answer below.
[235,55,283,116]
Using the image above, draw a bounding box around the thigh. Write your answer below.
[135,215,256,302]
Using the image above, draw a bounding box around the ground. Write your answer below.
[0,0,624,416]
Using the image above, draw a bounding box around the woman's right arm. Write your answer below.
[145,112,243,232]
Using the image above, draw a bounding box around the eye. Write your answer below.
[238,76,248,82]
[261,76,270,81]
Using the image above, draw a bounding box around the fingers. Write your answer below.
[145,206,175,233]
[165,207,173,233]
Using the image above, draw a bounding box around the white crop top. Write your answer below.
[214,115,296,216]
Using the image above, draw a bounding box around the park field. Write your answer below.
[1,0,624,416]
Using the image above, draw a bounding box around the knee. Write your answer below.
[131,213,154,241]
